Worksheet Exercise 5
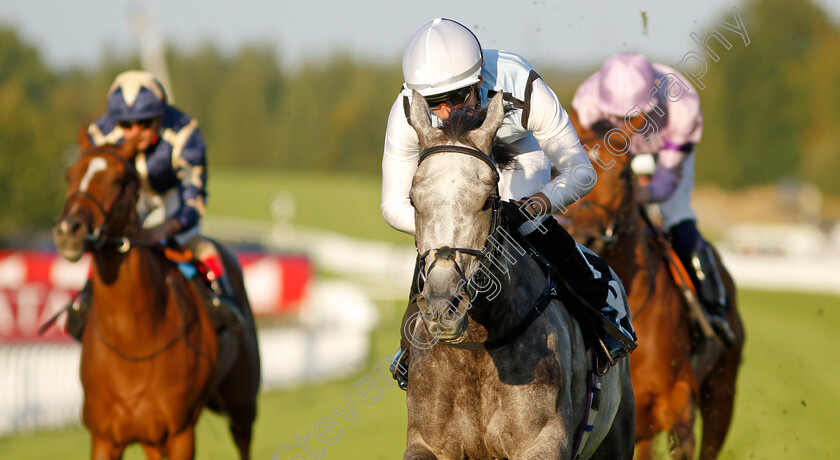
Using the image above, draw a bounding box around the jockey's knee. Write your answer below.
[183,234,216,258]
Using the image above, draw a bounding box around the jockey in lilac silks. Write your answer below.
[572,52,736,346]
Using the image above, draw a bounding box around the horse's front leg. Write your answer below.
[633,438,655,460]
[167,426,196,460]
[140,444,163,460]
[513,436,566,460]
[90,435,125,460]
[404,443,439,460]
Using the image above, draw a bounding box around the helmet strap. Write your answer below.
[474,78,484,109]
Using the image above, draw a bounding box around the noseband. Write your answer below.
[415,145,502,298]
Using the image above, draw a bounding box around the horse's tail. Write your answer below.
[203,237,261,424]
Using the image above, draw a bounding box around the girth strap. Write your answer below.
[522,237,637,351]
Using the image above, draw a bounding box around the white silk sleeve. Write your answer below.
[528,78,597,214]
[381,97,420,235]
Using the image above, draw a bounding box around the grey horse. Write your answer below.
[403,90,635,460]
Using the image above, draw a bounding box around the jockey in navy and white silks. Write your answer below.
[384,19,637,388]
[88,72,207,245]
[64,70,242,341]
[572,53,735,345]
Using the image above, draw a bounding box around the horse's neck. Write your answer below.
[466,240,542,340]
[90,248,175,335]
[606,206,657,295]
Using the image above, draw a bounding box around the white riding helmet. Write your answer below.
[597,52,658,116]
[401,18,484,97]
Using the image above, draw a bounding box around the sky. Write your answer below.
[2,0,839,73]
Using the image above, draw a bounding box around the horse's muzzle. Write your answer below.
[52,217,89,262]
[420,295,470,343]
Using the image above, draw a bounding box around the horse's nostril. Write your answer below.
[56,218,87,237]
[68,220,81,234]
[440,300,465,328]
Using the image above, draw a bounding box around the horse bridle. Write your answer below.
[415,144,502,300]
[61,150,139,253]
[573,164,637,252]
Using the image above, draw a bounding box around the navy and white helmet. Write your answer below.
[106,70,168,121]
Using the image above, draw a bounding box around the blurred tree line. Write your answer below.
[1,0,838,239]
[697,0,840,192]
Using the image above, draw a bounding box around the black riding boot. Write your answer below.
[209,274,244,333]
[504,201,637,364]
[391,262,421,391]
[688,243,736,347]
[66,281,92,342]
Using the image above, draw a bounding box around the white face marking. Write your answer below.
[79,157,108,192]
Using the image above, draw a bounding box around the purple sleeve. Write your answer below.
[647,162,682,203]
[646,145,692,203]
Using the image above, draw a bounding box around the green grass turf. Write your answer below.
[1,289,838,459]
[712,290,840,459]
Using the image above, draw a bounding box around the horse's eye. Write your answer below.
[409,197,415,208]
[481,196,496,211]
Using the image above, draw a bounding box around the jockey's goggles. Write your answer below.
[424,85,474,109]
[117,117,157,130]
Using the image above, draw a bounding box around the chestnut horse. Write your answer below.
[52,129,260,459]
[565,112,744,459]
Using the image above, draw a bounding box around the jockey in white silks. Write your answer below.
[382,18,637,389]
[64,70,243,341]
[572,52,736,345]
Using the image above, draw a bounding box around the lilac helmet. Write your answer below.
[106,70,168,121]
[597,53,657,116]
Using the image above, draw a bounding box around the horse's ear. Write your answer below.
[567,107,596,140]
[77,125,93,151]
[117,134,141,162]
[468,91,504,152]
[567,108,582,131]
[408,90,438,147]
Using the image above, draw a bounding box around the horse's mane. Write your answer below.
[590,119,615,138]
[441,105,518,171]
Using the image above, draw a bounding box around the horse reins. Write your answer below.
[572,168,637,252]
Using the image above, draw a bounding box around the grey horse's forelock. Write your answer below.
[441,106,518,171]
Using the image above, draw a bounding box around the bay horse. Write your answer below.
[52,129,261,459]
[565,111,745,459]
[402,90,635,459]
